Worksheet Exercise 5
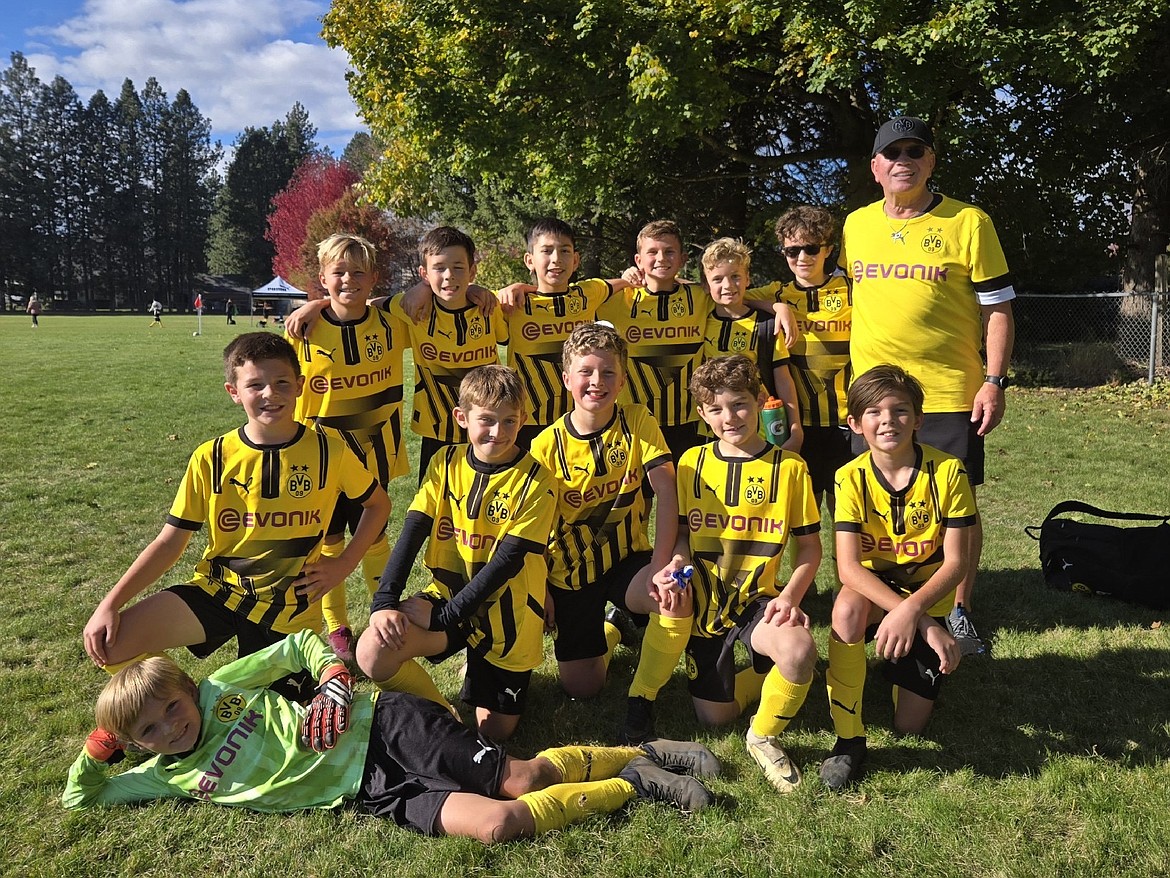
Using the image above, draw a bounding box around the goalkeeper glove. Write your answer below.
[85,728,125,764]
[300,665,354,752]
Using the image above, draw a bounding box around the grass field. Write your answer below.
[2,314,1169,878]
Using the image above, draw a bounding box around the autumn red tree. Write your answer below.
[265,155,359,284]
[297,189,423,298]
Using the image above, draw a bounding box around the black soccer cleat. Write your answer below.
[619,755,714,813]
[618,695,655,745]
[640,738,721,778]
[819,736,867,792]
[605,606,642,650]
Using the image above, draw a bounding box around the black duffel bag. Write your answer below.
[1025,500,1170,610]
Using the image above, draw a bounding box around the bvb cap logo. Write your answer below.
[821,293,844,313]
[214,693,246,723]
[485,496,510,525]
[468,318,485,340]
[730,332,748,352]
[607,443,628,468]
[364,335,385,362]
[920,231,943,254]
[670,298,686,319]
[287,465,313,499]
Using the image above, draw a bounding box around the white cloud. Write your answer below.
[22,0,360,147]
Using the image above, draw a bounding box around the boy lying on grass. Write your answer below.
[64,631,718,842]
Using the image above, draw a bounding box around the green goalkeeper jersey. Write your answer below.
[63,631,376,812]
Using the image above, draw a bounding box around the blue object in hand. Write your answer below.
[671,565,694,591]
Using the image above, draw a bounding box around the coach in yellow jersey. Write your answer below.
[839,116,1015,650]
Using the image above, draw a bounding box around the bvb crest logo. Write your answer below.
[743,476,766,506]
[684,652,698,680]
[486,495,510,525]
[821,293,844,313]
[670,298,686,319]
[567,295,582,314]
[730,332,748,352]
[364,334,384,362]
[908,503,931,530]
[288,464,312,498]
[468,318,484,340]
[920,229,943,254]
[607,443,628,468]
[214,693,246,723]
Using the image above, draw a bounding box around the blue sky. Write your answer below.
[0,0,362,156]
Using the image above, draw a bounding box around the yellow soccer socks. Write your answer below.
[628,613,690,701]
[536,745,642,784]
[376,659,453,711]
[826,635,867,740]
[318,539,349,633]
[734,666,769,713]
[750,668,811,739]
[518,779,635,834]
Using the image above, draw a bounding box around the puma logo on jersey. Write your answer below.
[314,347,336,362]
[870,508,888,521]
[472,741,494,764]
[572,465,590,474]
[229,477,252,493]
[436,328,452,338]
[445,489,465,509]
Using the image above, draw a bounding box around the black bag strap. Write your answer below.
[1025,500,1170,541]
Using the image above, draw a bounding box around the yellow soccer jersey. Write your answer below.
[167,425,378,634]
[506,279,614,427]
[834,443,977,617]
[293,303,409,483]
[759,272,853,427]
[390,295,507,442]
[701,308,789,400]
[841,195,1013,413]
[530,404,672,590]
[598,283,709,427]
[678,442,820,638]
[412,446,556,671]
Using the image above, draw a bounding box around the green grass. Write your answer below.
[2,314,1169,877]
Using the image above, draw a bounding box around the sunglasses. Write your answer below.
[781,244,826,258]
[878,143,928,161]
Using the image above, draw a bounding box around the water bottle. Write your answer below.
[761,397,789,446]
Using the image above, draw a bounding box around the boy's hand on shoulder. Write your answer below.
[300,665,354,752]
[468,283,503,315]
[83,604,121,666]
[621,265,644,286]
[400,595,439,631]
[367,609,410,650]
[872,601,920,661]
[284,297,330,340]
[495,282,535,314]
[400,280,435,322]
[922,618,961,674]
[293,555,348,603]
[772,301,797,349]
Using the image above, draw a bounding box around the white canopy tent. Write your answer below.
[249,277,308,323]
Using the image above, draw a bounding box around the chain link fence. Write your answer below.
[1014,291,1169,386]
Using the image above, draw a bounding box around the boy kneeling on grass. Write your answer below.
[64,631,718,840]
[822,365,976,790]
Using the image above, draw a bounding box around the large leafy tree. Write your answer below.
[324,0,1170,288]
[265,155,359,286]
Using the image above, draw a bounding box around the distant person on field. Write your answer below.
[357,365,554,742]
[65,630,717,838]
[81,333,390,700]
[639,356,821,791]
[226,298,237,325]
[285,233,411,664]
[821,365,976,791]
[148,299,163,327]
[27,293,42,328]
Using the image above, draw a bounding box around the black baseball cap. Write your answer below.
[872,117,934,156]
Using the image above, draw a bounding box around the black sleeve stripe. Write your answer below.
[973,273,1013,293]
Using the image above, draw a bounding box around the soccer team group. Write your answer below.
[64,117,1016,843]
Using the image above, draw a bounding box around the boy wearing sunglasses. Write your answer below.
[838,116,1016,656]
